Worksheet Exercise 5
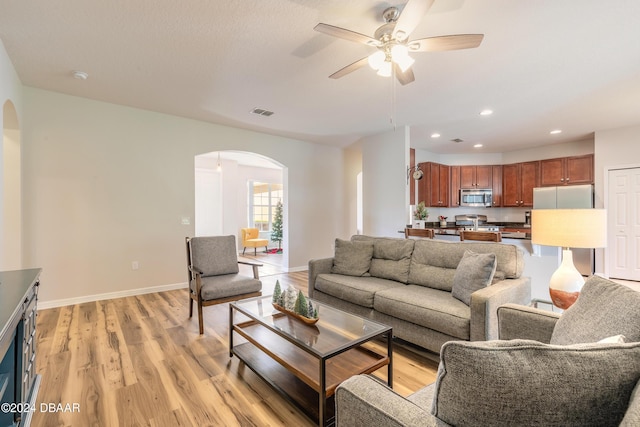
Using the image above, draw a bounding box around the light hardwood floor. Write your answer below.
[32,267,438,427]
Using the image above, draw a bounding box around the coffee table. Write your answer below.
[229,295,393,427]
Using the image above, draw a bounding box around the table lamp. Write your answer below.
[531,209,607,309]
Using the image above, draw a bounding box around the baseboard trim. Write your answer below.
[286,265,308,273]
[38,281,188,310]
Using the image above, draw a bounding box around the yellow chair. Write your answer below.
[241,228,269,255]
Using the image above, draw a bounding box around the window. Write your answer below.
[249,181,283,231]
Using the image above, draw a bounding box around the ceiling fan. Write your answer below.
[314,0,484,85]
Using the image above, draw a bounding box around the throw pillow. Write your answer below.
[598,334,628,344]
[550,275,640,345]
[368,238,414,283]
[331,238,374,277]
[451,250,497,305]
[431,339,640,427]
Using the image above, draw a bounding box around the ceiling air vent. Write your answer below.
[451,138,464,143]
[251,108,274,117]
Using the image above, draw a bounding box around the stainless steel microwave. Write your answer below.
[460,189,493,207]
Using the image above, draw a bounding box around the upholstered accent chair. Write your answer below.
[240,228,269,255]
[186,235,262,334]
[335,275,640,426]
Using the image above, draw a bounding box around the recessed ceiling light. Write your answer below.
[72,70,88,80]
[480,109,493,116]
[431,133,441,138]
[474,144,483,148]
[550,129,562,134]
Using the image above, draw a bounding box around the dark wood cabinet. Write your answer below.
[418,162,450,207]
[491,165,502,207]
[450,166,460,207]
[460,165,492,189]
[540,154,593,186]
[502,161,539,207]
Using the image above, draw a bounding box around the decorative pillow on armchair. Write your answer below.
[551,275,640,345]
[451,250,497,305]
[331,238,374,277]
[431,339,640,427]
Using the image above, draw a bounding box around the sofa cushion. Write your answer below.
[432,339,640,427]
[374,285,470,340]
[408,240,522,291]
[451,250,497,305]
[621,379,640,426]
[331,238,374,277]
[315,273,405,309]
[551,275,640,345]
[366,238,415,283]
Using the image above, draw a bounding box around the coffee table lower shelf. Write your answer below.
[232,330,389,426]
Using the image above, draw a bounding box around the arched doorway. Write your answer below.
[2,100,21,269]
[194,150,288,268]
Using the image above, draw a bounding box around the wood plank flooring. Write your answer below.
[32,267,438,427]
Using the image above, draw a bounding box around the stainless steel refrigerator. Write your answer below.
[533,184,594,275]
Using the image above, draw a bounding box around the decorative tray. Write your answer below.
[272,303,319,325]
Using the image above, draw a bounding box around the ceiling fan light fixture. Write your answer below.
[391,44,415,72]
[368,51,386,70]
[377,61,392,77]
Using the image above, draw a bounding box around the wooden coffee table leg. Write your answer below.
[319,358,326,427]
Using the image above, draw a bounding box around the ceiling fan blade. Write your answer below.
[393,0,435,41]
[329,57,370,79]
[394,63,415,86]
[409,34,484,52]
[314,23,381,46]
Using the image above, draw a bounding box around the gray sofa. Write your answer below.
[335,275,640,427]
[308,235,531,354]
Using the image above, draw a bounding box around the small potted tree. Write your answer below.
[413,201,429,229]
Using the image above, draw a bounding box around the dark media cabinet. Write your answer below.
[0,269,41,427]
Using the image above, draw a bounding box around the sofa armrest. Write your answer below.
[308,257,333,298]
[335,375,440,427]
[497,303,560,343]
[469,277,531,341]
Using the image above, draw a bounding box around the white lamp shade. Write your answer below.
[368,51,385,70]
[532,209,607,249]
[376,61,392,77]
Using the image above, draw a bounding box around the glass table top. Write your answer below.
[231,295,391,357]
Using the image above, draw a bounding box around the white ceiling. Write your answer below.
[1,0,639,154]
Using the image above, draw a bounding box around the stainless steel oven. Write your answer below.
[460,189,493,207]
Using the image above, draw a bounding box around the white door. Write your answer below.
[608,168,640,280]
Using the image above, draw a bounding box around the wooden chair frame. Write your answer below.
[186,237,263,334]
[459,230,502,242]
[405,228,435,239]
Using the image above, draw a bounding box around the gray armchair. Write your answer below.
[335,275,640,427]
[186,235,262,334]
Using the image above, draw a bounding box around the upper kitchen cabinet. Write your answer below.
[460,165,492,189]
[502,161,540,207]
[491,165,502,207]
[450,166,460,207]
[539,154,593,186]
[418,162,450,207]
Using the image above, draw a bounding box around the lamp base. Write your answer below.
[549,249,585,310]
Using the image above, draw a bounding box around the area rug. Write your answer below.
[265,248,282,254]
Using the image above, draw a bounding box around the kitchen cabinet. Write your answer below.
[418,162,450,207]
[502,161,540,207]
[491,165,502,206]
[539,154,593,186]
[460,165,492,189]
[450,166,460,207]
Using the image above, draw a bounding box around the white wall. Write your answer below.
[361,126,410,237]
[0,40,24,269]
[594,124,640,274]
[21,88,344,305]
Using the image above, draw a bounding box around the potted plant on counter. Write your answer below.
[413,202,429,229]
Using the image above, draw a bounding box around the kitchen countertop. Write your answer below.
[408,223,532,240]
